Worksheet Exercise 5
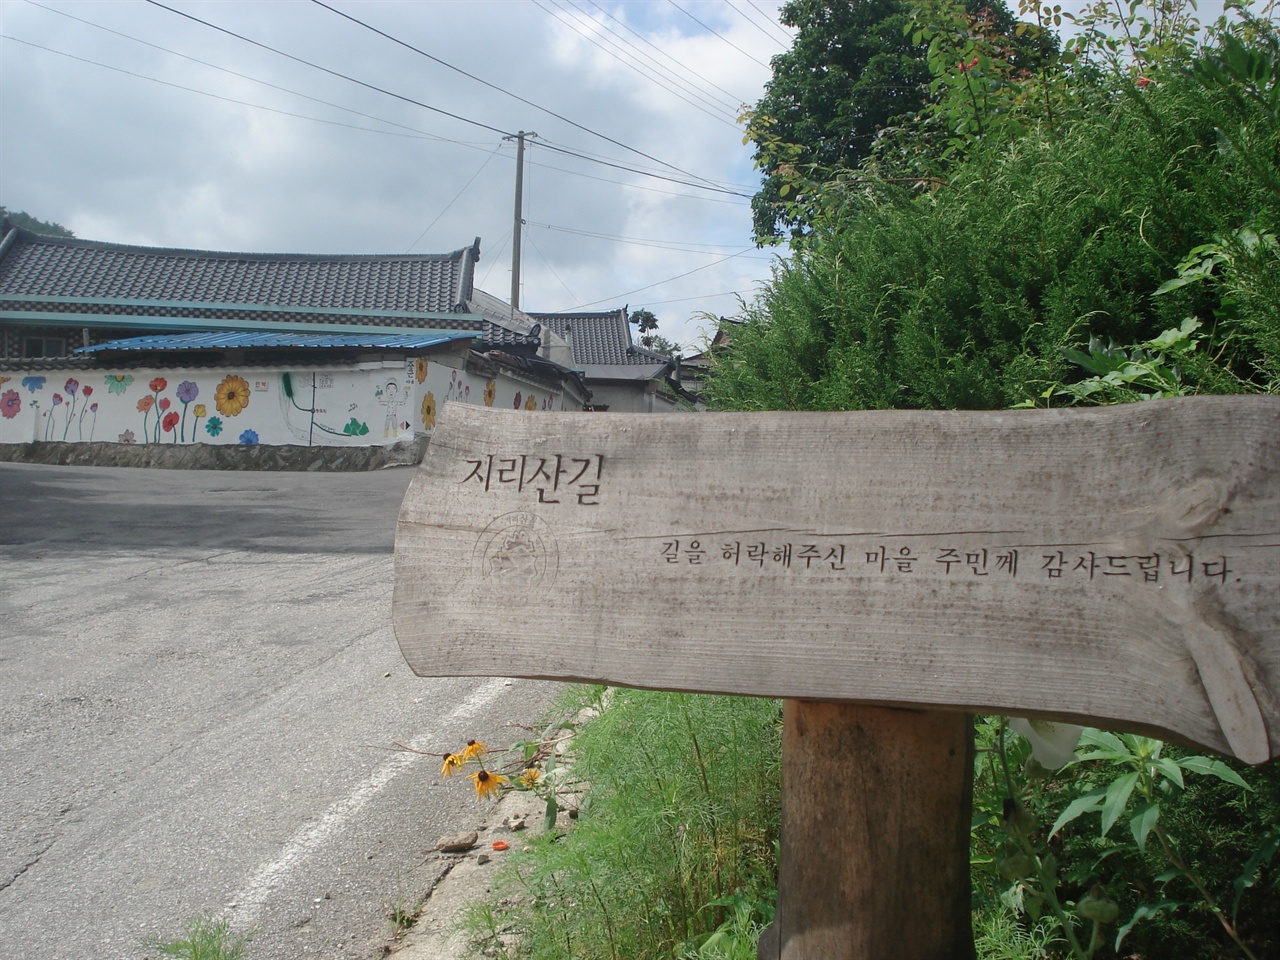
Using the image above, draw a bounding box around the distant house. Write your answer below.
[0,222,588,454]
[530,307,695,412]
[674,319,739,401]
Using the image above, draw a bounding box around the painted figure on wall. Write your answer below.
[375,379,409,438]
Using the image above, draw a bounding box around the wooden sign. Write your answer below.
[393,397,1279,764]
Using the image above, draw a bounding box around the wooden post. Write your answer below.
[391,398,1280,955]
[761,703,975,959]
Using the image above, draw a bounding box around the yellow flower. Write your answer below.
[483,380,496,407]
[519,768,541,788]
[193,404,207,418]
[470,769,508,800]
[461,739,487,762]
[421,391,436,430]
[440,753,463,777]
[214,375,251,417]
[415,358,428,383]
[524,394,537,411]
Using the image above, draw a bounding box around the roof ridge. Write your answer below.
[3,226,478,263]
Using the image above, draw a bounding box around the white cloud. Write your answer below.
[1,0,792,349]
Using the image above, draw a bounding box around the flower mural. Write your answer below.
[45,393,64,440]
[21,376,45,393]
[176,381,198,403]
[415,358,428,383]
[105,374,133,395]
[238,429,259,445]
[421,391,437,431]
[0,389,19,419]
[136,394,155,444]
[206,416,223,437]
[214,375,251,416]
[524,394,537,411]
[82,402,99,441]
[513,391,522,409]
[162,411,180,435]
[484,379,496,407]
[119,429,136,444]
[78,386,95,441]
[149,377,168,394]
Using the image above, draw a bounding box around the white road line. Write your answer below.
[225,677,511,930]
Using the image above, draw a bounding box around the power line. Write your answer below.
[640,287,764,307]
[536,0,740,128]
[583,0,752,109]
[562,247,758,310]
[17,1,492,150]
[744,0,795,46]
[141,0,751,198]
[4,29,752,207]
[406,144,504,253]
[523,230,581,307]
[520,154,751,205]
[0,34,465,145]
[572,0,746,113]
[144,0,512,137]
[310,0,732,191]
[665,0,770,69]
[536,134,756,193]
[526,220,772,257]
[531,141,750,197]
[725,0,791,52]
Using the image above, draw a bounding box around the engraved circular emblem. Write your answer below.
[474,512,558,589]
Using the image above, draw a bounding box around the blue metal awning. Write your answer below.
[76,331,477,353]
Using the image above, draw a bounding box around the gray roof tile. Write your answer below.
[0,228,480,314]
[530,308,669,367]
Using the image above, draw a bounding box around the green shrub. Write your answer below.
[474,687,781,960]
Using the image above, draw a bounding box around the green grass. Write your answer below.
[144,915,253,960]
[466,686,781,960]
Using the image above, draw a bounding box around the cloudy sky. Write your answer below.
[2,1,1245,350]
[0,0,796,349]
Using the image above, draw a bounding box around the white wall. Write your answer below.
[0,354,580,448]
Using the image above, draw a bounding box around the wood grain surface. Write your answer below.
[393,397,1280,763]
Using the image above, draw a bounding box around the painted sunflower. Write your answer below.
[483,379,496,407]
[415,358,428,383]
[524,394,537,411]
[214,375,251,417]
[421,391,437,431]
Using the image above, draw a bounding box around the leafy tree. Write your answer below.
[744,0,1053,242]
[630,308,680,356]
[710,13,1280,952]
[0,206,74,237]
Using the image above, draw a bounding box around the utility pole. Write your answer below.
[506,131,536,314]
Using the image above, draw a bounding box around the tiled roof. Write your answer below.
[0,227,480,314]
[77,331,475,353]
[481,322,541,349]
[530,308,669,367]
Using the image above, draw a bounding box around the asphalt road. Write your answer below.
[0,462,560,959]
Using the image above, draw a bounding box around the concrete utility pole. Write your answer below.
[506,131,536,314]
